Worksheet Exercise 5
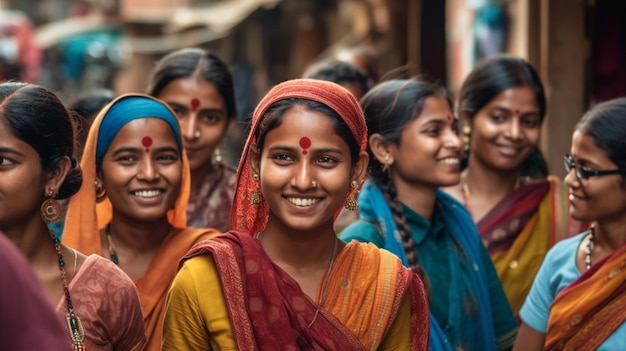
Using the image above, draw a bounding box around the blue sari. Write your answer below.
[355,180,497,351]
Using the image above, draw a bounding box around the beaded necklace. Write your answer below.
[585,226,595,270]
[49,230,85,350]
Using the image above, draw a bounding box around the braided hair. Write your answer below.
[361,79,453,293]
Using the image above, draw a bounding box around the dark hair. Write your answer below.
[303,59,372,97]
[0,82,82,199]
[254,98,360,164]
[458,54,548,178]
[147,48,237,119]
[68,89,115,155]
[360,79,453,292]
[576,97,626,179]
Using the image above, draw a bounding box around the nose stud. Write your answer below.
[311,181,317,188]
[193,130,201,139]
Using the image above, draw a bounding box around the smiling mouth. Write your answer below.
[132,190,164,198]
[439,157,459,165]
[285,197,321,207]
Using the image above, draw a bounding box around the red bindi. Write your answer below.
[446,114,452,121]
[142,136,153,153]
[514,108,520,115]
[191,98,200,112]
[299,137,311,155]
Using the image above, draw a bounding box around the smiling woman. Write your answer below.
[162,79,430,350]
[62,94,220,351]
[0,83,145,350]
[442,55,586,318]
[339,78,517,351]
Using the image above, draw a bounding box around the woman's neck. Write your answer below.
[392,176,438,221]
[260,217,339,270]
[3,220,56,265]
[190,161,215,194]
[107,216,171,253]
[463,161,522,198]
[594,219,626,252]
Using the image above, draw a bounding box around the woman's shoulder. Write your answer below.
[339,219,384,246]
[78,254,137,291]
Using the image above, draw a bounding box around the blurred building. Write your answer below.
[2,0,623,174]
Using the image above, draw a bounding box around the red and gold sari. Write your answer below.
[182,231,429,350]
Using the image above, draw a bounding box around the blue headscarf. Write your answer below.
[96,95,182,160]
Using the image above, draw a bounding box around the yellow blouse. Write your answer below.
[162,254,413,350]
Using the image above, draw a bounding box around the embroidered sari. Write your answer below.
[544,243,626,350]
[181,231,429,350]
[476,176,586,315]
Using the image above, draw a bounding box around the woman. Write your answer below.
[62,93,220,351]
[443,55,585,316]
[340,79,518,351]
[148,48,238,232]
[515,98,626,351]
[0,82,145,350]
[163,79,430,350]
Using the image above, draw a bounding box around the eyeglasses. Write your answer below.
[564,154,621,180]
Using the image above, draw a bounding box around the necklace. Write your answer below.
[585,226,595,270]
[105,223,119,265]
[49,230,85,350]
[256,232,338,328]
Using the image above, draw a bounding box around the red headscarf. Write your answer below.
[230,78,368,235]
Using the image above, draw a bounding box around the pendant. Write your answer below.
[66,313,86,350]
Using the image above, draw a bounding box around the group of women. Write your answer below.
[0,47,624,351]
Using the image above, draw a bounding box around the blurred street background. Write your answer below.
[0,0,624,175]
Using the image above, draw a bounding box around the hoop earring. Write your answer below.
[344,180,359,211]
[95,179,107,203]
[41,189,62,223]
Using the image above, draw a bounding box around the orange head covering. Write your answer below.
[62,93,190,254]
[230,78,368,235]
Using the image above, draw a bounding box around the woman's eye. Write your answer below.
[521,117,540,128]
[202,114,221,124]
[157,154,179,162]
[272,154,293,162]
[316,156,337,164]
[0,156,16,166]
[117,155,137,163]
[491,114,505,123]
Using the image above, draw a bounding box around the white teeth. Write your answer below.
[133,190,161,198]
[287,197,320,207]
[440,158,459,165]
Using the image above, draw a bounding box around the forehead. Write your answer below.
[484,86,539,111]
[109,118,178,147]
[0,115,39,158]
[570,130,613,162]
[158,78,224,103]
[265,106,346,147]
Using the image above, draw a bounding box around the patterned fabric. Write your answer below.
[56,254,145,350]
[230,78,368,235]
[180,232,429,350]
[186,161,236,232]
[346,183,518,351]
[544,242,626,350]
[476,177,587,316]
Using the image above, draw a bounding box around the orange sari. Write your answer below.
[544,243,626,350]
[182,232,429,350]
[62,93,221,350]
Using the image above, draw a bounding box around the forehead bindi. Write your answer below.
[299,137,311,155]
[190,98,200,111]
[142,136,153,152]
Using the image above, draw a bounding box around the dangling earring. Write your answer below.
[250,173,262,205]
[462,125,471,153]
[344,180,359,211]
[214,148,222,163]
[41,188,62,223]
[381,154,392,175]
[95,178,107,203]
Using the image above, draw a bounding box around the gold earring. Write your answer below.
[95,179,107,203]
[381,154,391,174]
[462,125,471,153]
[250,173,262,205]
[344,180,359,211]
[41,189,62,223]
